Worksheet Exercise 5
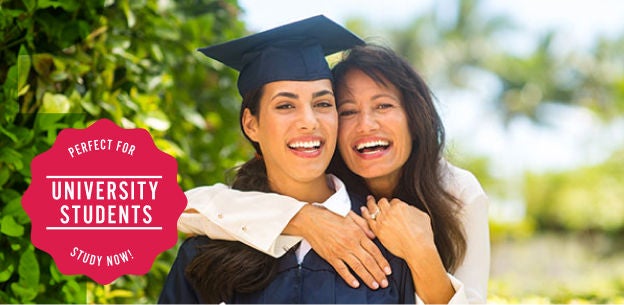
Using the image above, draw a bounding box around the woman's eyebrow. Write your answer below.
[270,92,298,101]
[371,93,400,101]
[271,90,334,101]
[313,90,334,98]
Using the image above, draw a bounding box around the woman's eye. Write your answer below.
[276,103,294,110]
[338,109,357,116]
[378,103,394,109]
[315,100,334,108]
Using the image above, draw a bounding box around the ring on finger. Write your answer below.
[370,208,381,220]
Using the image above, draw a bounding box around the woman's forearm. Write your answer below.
[404,243,455,304]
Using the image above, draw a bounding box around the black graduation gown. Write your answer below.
[158,193,415,304]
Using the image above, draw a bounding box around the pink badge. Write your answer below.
[22,119,187,285]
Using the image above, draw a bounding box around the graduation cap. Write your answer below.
[198,15,364,96]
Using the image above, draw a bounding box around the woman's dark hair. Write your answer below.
[184,87,279,303]
[329,44,467,272]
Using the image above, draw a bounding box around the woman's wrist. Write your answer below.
[283,204,315,237]
[405,244,455,304]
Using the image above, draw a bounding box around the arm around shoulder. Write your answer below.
[179,183,307,257]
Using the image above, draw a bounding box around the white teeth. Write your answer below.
[356,140,389,150]
[288,140,321,149]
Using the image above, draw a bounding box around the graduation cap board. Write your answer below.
[198,15,364,96]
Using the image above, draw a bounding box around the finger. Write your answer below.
[351,246,388,289]
[366,195,380,213]
[329,259,360,289]
[361,206,380,237]
[389,198,405,208]
[349,210,375,239]
[342,253,380,290]
[389,198,402,205]
[361,206,370,219]
[378,197,391,211]
[360,237,393,279]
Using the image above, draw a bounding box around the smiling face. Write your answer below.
[243,79,337,191]
[336,69,412,192]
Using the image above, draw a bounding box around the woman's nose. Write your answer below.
[356,110,379,133]
[296,106,319,130]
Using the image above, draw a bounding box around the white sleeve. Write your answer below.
[426,162,489,304]
[414,188,489,304]
[178,183,307,257]
[451,189,490,304]
[445,163,490,304]
[414,274,469,304]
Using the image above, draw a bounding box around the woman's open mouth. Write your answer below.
[354,139,390,154]
[287,138,324,158]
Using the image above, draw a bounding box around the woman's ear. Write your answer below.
[242,108,259,142]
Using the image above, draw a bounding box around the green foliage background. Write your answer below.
[2,0,624,303]
[1,0,249,303]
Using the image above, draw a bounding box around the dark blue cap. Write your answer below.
[198,15,364,96]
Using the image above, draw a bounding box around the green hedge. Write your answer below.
[1,0,248,303]
[525,150,624,234]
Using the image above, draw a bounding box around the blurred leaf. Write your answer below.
[142,110,171,132]
[19,247,39,287]
[1,216,25,237]
[17,84,30,97]
[1,195,30,225]
[10,246,39,302]
[49,263,63,284]
[38,0,66,9]
[17,45,31,90]
[4,64,18,97]
[41,93,71,113]
[22,0,37,11]
[154,138,184,159]
[50,70,70,82]
[0,166,10,188]
[0,146,23,170]
[0,254,16,282]
[0,124,18,142]
[108,289,134,298]
[32,53,55,76]
[35,112,66,130]
[121,0,136,28]
[11,282,38,303]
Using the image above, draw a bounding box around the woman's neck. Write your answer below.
[269,175,334,203]
[365,174,399,199]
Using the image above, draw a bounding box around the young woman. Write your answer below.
[178,44,490,304]
[159,16,416,303]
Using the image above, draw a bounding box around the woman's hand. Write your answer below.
[361,196,436,259]
[285,204,392,290]
[362,196,456,304]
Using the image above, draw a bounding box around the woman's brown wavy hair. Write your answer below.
[329,44,467,272]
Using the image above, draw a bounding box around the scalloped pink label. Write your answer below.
[22,119,187,284]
